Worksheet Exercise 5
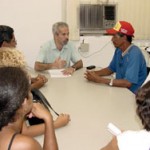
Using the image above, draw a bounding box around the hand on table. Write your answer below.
[31,74,48,89]
[62,67,75,75]
[54,113,71,128]
[84,71,100,82]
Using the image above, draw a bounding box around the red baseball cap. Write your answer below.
[106,21,135,37]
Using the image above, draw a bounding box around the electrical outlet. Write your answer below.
[80,43,89,52]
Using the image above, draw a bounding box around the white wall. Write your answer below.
[117,0,150,39]
[0,0,62,67]
[0,0,114,68]
[76,36,115,67]
[0,0,150,68]
[66,0,150,40]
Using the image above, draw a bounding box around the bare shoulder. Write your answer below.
[12,134,42,150]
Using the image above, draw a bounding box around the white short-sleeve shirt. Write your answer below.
[117,130,150,150]
[36,40,81,67]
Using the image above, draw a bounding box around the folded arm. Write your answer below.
[22,113,70,137]
[34,61,55,71]
[34,57,68,71]
[85,68,132,88]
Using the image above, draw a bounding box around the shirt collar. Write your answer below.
[51,39,68,51]
[122,44,134,57]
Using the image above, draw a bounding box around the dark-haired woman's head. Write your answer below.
[0,25,17,48]
[136,80,150,131]
[0,67,32,130]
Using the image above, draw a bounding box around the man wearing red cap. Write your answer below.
[85,21,147,93]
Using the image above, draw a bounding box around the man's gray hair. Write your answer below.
[52,22,68,35]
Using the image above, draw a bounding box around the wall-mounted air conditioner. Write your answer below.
[80,4,116,35]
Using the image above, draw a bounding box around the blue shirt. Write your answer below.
[108,45,147,93]
[36,40,81,67]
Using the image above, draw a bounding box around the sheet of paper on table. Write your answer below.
[48,69,71,78]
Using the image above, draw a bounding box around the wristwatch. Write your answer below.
[72,66,76,71]
[109,79,114,86]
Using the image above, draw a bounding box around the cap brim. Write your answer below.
[106,28,134,37]
[106,29,118,35]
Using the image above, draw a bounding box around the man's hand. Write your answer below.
[62,67,75,75]
[84,71,100,82]
[53,57,66,69]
